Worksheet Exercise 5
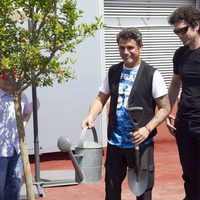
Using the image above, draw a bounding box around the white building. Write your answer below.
[26,0,198,154]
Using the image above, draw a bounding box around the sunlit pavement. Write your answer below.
[21,123,184,200]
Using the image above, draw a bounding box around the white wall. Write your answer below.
[25,0,105,154]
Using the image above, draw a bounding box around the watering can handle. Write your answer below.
[78,127,98,148]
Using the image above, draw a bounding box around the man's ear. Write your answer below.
[139,44,143,50]
[195,21,200,31]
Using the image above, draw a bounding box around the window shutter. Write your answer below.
[104,0,196,86]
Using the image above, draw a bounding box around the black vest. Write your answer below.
[107,60,157,141]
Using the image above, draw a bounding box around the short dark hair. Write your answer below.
[168,6,200,32]
[116,27,143,47]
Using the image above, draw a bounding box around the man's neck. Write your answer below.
[189,34,200,50]
[0,87,12,94]
[124,59,141,68]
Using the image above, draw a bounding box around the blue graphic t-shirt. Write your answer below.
[109,66,153,148]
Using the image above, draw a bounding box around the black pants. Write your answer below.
[175,117,200,200]
[105,143,154,200]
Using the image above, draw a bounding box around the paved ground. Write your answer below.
[21,124,185,200]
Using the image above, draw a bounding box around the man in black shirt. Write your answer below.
[167,6,200,200]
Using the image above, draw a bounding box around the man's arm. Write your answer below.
[146,94,171,131]
[23,112,32,127]
[22,95,33,127]
[166,74,182,135]
[81,91,110,128]
[168,74,182,109]
[134,94,171,144]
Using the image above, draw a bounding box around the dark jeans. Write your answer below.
[0,151,22,200]
[105,143,154,200]
[175,117,200,200]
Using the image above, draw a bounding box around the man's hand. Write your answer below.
[166,114,176,136]
[81,116,94,129]
[130,126,150,145]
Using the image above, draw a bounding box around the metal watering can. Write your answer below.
[57,127,103,184]
[75,127,103,183]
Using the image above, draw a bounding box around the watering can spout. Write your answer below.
[57,136,85,183]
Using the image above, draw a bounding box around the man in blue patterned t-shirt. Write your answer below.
[82,27,170,200]
[111,66,153,148]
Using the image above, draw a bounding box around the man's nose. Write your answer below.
[124,48,129,54]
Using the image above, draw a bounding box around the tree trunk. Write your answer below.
[14,93,35,200]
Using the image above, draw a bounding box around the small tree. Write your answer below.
[0,0,104,199]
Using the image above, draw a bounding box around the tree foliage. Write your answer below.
[0,0,104,91]
[0,1,104,199]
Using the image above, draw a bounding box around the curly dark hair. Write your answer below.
[168,6,200,31]
[116,27,143,47]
